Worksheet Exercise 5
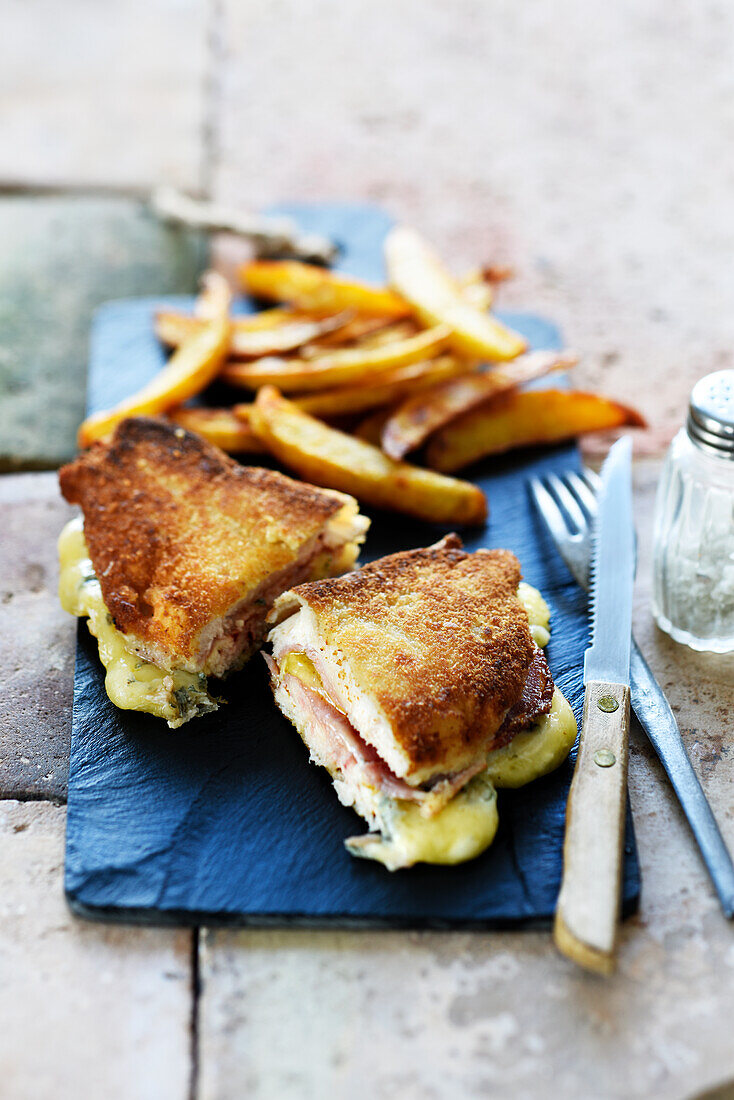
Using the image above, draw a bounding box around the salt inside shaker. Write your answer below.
[652,370,734,653]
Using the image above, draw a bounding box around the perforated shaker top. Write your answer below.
[687,370,734,456]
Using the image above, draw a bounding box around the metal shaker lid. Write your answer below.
[687,370,734,457]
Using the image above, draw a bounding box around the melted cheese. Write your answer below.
[346,775,499,871]
[483,688,577,788]
[518,580,551,647]
[352,689,576,868]
[495,581,577,786]
[58,518,217,728]
[281,651,328,695]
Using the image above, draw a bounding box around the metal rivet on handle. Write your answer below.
[594,749,616,768]
[597,694,619,713]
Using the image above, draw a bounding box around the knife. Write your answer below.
[554,436,635,974]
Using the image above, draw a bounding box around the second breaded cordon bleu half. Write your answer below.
[266,534,577,870]
[58,416,369,727]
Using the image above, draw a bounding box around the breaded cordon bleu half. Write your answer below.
[266,534,577,870]
[58,416,369,727]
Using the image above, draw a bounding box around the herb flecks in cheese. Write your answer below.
[58,518,217,728]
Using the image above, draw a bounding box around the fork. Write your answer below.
[530,468,734,919]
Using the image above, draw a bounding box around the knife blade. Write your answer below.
[584,436,635,685]
[554,436,635,974]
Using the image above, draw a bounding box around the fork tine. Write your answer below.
[582,466,602,492]
[564,471,598,518]
[546,473,587,532]
[529,477,574,543]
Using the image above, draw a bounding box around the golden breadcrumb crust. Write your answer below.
[59,416,350,666]
[289,534,536,778]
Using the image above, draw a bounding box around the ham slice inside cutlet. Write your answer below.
[265,644,555,818]
[491,645,555,747]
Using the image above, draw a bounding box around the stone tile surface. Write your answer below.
[196,459,734,1100]
[215,0,734,454]
[0,474,75,800]
[0,0,207,190]
[199,891,734,1100]
[0,799,192,1100]
[0,195,206,470]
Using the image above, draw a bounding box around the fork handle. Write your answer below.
[554,680,630,974]
[630,639,734,918]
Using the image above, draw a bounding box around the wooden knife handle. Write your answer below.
[554,680,630,975]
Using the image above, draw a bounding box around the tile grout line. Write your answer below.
[188,926,202,1100]
[0,790,66,806]
[0,182,159,199]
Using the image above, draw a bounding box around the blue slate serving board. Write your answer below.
[65,202,640,927]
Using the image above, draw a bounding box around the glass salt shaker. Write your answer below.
[652,370,734,653]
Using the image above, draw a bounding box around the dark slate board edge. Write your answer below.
[65,892,640,931]
[65,836,639,928]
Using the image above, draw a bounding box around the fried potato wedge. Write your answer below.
[227,312,353,358]
[227,310,354,356]
[303,319,418,357]
[194,270,233,320]
[78,317,231,448]
[482,264,514,284]
[460,283,493,312]
[154,309,350,358]
[241,260,410,318]
[426,389,647,473]
[155,307,295,349]
[251,387,487,525]
[385,226,526,361]
[354,406,395,446]
[221,324,452,393]
[382,350,577,460]
[294,355,472,418]
[300,315,402,351]
[168,405,264,454]
[459,270,493,312]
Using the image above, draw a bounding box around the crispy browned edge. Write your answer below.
[285,534,537,778]
[58,416,349,663]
